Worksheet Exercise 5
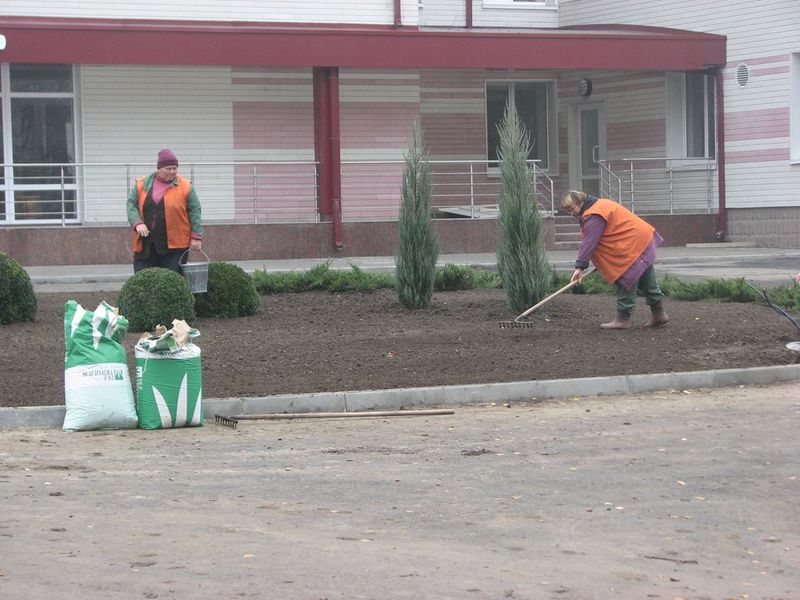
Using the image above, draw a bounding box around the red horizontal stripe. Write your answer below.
[725,148,789,163]
[726,108,788,141]
[0,16,726,70]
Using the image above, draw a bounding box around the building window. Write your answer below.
[0,64,78,223]
[666,71,716,161]
[486,81,554,170]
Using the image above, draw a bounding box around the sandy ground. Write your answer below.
[1,382,798,600]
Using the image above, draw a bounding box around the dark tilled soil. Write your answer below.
[1,289,797,407]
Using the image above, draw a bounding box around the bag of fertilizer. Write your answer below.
[63,300,138,431]
[134,320,203,429]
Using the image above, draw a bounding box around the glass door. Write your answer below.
[577,104,602,197]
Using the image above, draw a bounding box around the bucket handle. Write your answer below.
[179,249,210,264]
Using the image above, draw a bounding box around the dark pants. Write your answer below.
[133,250,187,274]
[615,265,663,315]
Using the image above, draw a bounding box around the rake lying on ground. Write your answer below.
[499,268,596,330]
[214,409,455,429]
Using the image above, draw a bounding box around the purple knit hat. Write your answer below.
[157,148,179,169]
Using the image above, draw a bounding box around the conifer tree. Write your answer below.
[496,104,550,314]
[395,120,439,309]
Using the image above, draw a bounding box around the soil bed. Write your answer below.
[1,289,796,407]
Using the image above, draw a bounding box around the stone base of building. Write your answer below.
[0,213,719,266]
[727,207,800,249]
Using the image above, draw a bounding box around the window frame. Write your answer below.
[484,79,558,175]
[665,71,717,169]
[0,63,80,224]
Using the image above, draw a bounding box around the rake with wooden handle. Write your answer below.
[498,267,596,329]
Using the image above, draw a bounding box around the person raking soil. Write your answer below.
[562,190,669,330]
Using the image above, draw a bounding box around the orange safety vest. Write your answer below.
[132,175,193,253]
[581,198,655,284]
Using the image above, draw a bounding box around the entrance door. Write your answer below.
[574,103,606,197]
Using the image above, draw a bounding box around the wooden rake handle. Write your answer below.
[514,267,596,322]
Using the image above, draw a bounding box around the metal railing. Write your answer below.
[340,159,554,221]
[0,159,554,226]
[599,157,717,215]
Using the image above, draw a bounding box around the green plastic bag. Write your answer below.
[135,343,203,430]
[63,300,137,431]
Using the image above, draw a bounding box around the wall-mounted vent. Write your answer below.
[736,63,751,87]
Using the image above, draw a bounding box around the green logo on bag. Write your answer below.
[135,346,203,430]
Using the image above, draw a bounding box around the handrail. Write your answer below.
[0,158,556,225]
[599,157,717,215]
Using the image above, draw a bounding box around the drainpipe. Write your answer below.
[394,0,402,27]
[313,68,332,217]
[466,0,473,28]
[329,68,344,249]
[714,68,727,241]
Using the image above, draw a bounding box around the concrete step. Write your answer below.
[554,241,581,251]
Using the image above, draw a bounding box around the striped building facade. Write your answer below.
[0,0,796,265]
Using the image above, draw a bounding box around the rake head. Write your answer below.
[498,320,536,330]
[214,414,239,429]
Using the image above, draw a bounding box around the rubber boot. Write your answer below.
[600,311,631,329]
[644,300,669,328]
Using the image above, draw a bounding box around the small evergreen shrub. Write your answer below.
[434,264,502,291]
[436,263,476,291]
[328,265,393,292]
[118,267,195,331]
[765,282,800,312]
[550,270,610,295]
[395,120,439,309]
[495,103,550,314]
[252,262,394,294]
[0,252,37,324]
[195,262,260,318]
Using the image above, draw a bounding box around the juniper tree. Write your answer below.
[395,120,439,309]
[496,104,551,315]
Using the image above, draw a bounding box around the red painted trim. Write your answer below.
[394,0,402,28]
[466,0,473,28]
[715,69,726,241]
[0,16,726,70]
[328,68,343,249]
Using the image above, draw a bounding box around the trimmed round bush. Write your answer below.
[118,267,196,331]
[195,262,260,318]
[0,252,37,325]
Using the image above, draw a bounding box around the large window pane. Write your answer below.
[515,82,549,167]
[685,73,706,157]
[12,98,76,184]
[580,109,599,177]
[10,64,73,93]
[486,85,509,164]
[486,81,550,168]
[14,189,76,220]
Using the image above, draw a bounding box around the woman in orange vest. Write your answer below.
[126,148,203,273]
[562,190,668,330]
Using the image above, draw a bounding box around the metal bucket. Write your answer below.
[179,249,210,294]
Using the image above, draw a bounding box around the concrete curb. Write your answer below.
[26,249,800,285]
[2,364,798,429]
